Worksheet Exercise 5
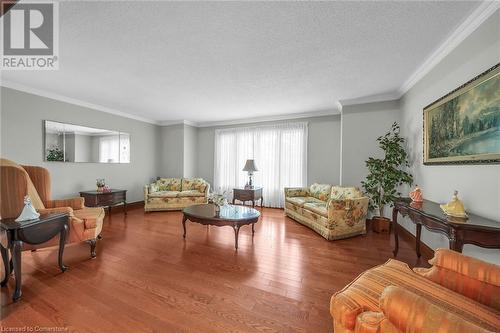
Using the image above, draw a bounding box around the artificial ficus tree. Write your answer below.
[361,122,413,217]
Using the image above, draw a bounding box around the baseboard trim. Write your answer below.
[108,200,144,214]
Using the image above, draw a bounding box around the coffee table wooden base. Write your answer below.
[182,204,260,250]
[182,216,257,250]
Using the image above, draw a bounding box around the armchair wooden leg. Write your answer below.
[87,239,97,259]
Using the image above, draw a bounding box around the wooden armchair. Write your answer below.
[0,158,104,258]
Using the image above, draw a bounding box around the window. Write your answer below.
[99,135,119,163]
[214,122,307,207]
[98,134,130,163]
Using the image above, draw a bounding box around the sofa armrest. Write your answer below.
[380,286,493,333]
[417,248,500,286]
[144,184,150,198]
[414,248,500,308]
[355,311,400,333]
[38,206,74,217]
[204,182,211,197]
[284,187,309,198]
[45,197,84,210]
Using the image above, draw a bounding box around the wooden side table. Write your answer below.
[232,187,263,209]
[80,189,127,216]
[0,212,69,302]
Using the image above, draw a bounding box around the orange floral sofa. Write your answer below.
[284,184,369,240]
[330,249,500,333]
[144,177,209,211]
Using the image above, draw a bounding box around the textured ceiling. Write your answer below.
[1,1,480,124]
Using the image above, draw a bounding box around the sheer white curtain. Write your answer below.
[99,135,120,163]
[214,122,307,208]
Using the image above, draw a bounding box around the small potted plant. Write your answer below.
[46,147,64,161]
[362,122,413,233]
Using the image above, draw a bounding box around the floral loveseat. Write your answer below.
[144,178,209,212]
[284,184,369,240]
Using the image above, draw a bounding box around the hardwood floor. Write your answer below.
[1,207,430,332]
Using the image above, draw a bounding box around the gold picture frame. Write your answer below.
[423,63,500,165]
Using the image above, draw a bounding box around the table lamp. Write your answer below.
[242,159,258,189]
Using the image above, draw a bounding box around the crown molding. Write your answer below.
[195,108,340,128]
[183,120,199,127]
[397,1,499,97]
[158,120,199,127]
[2,3,496,126]
[0,80,158,124]
[335,100,343,113]
[339,91,400,107]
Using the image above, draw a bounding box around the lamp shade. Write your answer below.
[242,159,258,172]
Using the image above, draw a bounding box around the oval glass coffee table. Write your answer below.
[182,204,260,250]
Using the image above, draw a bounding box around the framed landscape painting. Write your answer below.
[424,63,500,165]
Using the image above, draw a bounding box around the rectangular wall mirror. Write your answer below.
[44,120,130,163]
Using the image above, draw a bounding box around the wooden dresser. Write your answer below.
[232,187,263,208]
[80,189,127,215]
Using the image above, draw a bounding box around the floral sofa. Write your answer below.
[144,178,209,212]
[284,184,369,240]
[330,249,500,333]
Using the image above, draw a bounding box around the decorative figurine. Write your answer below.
[96,178,106,192]
[440,190,467,218]
[15,195,40,222]
[409,185,423,203]
[410,201,423,210]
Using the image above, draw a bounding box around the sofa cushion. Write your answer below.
[285,196,323,207]
[284,188,309,197]
[303,202,328,217]
[309,183,332,201]
[157,178,182,191]
[379,286,494,333]
[151,196,206,205]
[330,259,500,332]
[148,191,180,198]
[181,178,208,193]
[330,186,363,200]
[178,190,205,197]
[149,183,159,193]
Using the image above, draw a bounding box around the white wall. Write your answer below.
[0,87,160,202]
[183,124,198,178]
[400,11,500,264]
[158,123,198,178]
[159,124,184,178]
[74,134,93,163]
[196,115,341,187]
[342,100,400,188]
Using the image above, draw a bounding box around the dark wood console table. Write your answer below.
[393,198,500,258]
[80,189,127,215]
[0,212,69,302]
[232,187,263,209]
